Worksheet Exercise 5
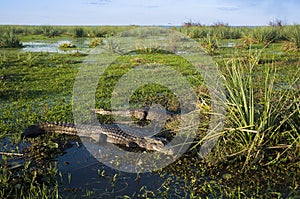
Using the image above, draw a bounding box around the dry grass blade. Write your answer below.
[0,151,24,157]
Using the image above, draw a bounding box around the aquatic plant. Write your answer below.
[180,27,211,39]
[212,51,300,169]
[0,139,59,198]
[104,38,120,53]
[248,27,280,46]
[59,41,76,48]
[0,31,23,48]
[180,26,245,40]
[199,34,218,55]
[88,38,103,48]
[23,52,38,67]
[284,25,300,51]
[215,27,243,39]
[41,26,61,37]
[74,27,85,37]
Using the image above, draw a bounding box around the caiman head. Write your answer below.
[142,137,174,156]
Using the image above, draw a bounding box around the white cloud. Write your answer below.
[85,0,112,5]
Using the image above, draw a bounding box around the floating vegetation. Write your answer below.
[22,41,85,54]
[88,37,103,48]
[58,41,76,49]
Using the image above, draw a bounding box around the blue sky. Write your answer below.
[0,0,299,26]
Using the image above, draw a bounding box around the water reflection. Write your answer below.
[57,142,165,198]
[22,41,88,54]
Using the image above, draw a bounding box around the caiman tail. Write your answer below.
[22,122,77,138]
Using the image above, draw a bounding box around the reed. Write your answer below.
[199,34,218,55]
[211,50,300,169]
[284,25,300,51]
[248,27,280,46]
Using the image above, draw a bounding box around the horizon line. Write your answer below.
[0,23,282,27]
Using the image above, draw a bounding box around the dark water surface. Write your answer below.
[56,142,166,198]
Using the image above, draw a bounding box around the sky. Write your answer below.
[0,0,299,26]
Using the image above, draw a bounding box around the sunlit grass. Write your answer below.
[208,49,300,170]
[0,25,299,198]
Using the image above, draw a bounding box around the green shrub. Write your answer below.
[74,28,85,37]
[0,31,23,48]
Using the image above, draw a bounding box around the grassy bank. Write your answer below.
[0,25,299,198]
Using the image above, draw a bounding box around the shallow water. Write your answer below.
[0,137,168,198]
[56,141,166,198]
[22,40,89,54]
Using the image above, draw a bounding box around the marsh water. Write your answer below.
[0,136,180,198]
[22,39,89,54]
[56,141,167,198]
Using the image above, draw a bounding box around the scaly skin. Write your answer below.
[22,122,173,155]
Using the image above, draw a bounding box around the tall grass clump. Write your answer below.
[283,25,300,51]
[0,31,23,48]
[41,26,61,37]
[199,34,218,55]
[181,26,246,40]
[90,26,117,37]
[74,27,86,37]
[247,27,280,46]
[212,51,300,169]
[213,27,243,39]
[180,27,212,39]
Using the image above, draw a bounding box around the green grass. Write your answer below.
[95,52,203,111]
[211,50,300,169]
[0,25,299,198]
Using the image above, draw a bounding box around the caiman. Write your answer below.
[22,122,174,155]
